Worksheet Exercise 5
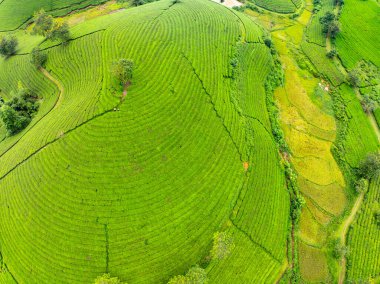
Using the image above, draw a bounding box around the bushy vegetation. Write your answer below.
[319,12,340,39]
[0,35,18,57]
[94,274,124,284]
[30,47,47,68]
[0,83,39,135]
[112,59,134,85]
[168,266,208,284]
[210,231,235,260]
[33,9,71,43]
[358,153,380,179]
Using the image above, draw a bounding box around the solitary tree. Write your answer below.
[112,59,134,85]
[211,231,234,260]
[31,47,47,68]
[133,0,145,6]
[361,95,377,113]
[0,105,30,135]
[358,153,380,179]
[94,274,123,284]
[347,69,360,87]
[0,35,18,57]
[168,265,208,284]
[319,12,340,39]
[326,49,337,59]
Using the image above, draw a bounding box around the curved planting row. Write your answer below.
[0,55,57,154]
[252,0,299,14]
[0,0,289,282]
[0,0,107,31]
[347,175,380,282]
[0,32,108,179]
[335,0,380,69]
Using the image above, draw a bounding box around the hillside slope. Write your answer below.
[0,0,289,283]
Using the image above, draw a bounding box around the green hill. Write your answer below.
[0,0,289,282]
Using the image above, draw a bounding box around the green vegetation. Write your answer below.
[335,0,380,69]
[94,274,124,284]
[0,0,289,282]
[30,47,47,68]
[168,266,208,284]
[0,35,18,57]
[319,11,340,39]
[112,59,134,85]
[0,0,378,282]
[0,83,39,135]
[32,9,71,43]
[347,175,380,282]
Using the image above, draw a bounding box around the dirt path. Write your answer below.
[338,192,364,284]
[211,0,242,8]
[40,67,64,109]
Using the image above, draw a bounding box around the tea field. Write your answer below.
[0,0,379,282]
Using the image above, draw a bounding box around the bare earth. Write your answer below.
[211,0,243,8]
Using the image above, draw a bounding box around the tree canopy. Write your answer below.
[112,59,134,85]
[0,35,18,57]
[358,153,380,179]
[94,273,124,284]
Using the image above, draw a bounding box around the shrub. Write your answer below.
[211,231,234,260]
[94,273,124,284]
[0,35,18,57]
[358,153,380,179]
[31,47,47,68]
[360,95,377,113]
[319,12,340,38]
[47,20,71,43]
[354,178,369,194]
[112,59,134,85]
[326,49,337,58]
[32,9,54,36]
[0,83,39,135]
[168,265,207,284]
[33,10,71,43]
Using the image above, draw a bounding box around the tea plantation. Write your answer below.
[0,0,379,282]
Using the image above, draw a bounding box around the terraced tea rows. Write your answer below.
[0,0,290,282]
[347,175,380,282]
[0,0,107,31]
[253,0,300,13]
[335,0,380,69]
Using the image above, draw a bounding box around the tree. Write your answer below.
[0,105,30,135]
[31,47,47,68]
[329,21,340,38]
[0,35,18,57]
[47,20,71,43]
[264,38,272,48]
[33,10,70,43]
[358,153,380,179]
[112,59,134,85]
[211,231,234,260]
[168,266,207,284]
[347,69,360,87]
[361,95,377,113]
[0,83,39,135]
[32,9,54,36]
[132,0,145,6]
[94,274,124,284]
[326,49,337,58]
[354,178,369,194]
[319,12,340,38]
